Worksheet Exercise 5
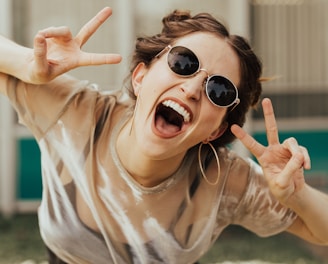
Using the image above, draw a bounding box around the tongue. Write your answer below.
[155,116,180,136]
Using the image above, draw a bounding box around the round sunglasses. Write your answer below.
[155,45,240,109]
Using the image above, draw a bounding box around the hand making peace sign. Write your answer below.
[27,7,121,84]
[231,98,311,206]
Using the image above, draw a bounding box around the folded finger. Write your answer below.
[282,137,311,169]
[33,33,50,76]
[275,151,304,188]
[300,146,311,170]
[76,7,112,46]
[38,26,73,41]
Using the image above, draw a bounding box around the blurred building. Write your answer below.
[251,0,328,190]
[0,0,327,216]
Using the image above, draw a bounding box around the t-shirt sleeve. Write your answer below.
[6,74,92,139]
[231,158,297,237]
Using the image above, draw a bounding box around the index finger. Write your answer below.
[231,124,265,159]
[76,7,113,46]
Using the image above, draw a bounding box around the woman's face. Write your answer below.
[131,32,240,159]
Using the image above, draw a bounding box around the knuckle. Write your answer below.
[60,26,70,33]
[283,137,297,145]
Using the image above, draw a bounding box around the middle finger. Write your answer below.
[262,98,280,145]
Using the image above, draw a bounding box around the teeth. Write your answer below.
[162,100,191,123]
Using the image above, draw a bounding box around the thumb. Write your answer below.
[275,152,304,188]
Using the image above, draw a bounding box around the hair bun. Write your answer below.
[163,10,191,23]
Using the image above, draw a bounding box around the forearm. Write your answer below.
[0,35,33,82]
[288,184,328,245]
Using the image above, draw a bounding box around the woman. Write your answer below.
[0,7,327,264]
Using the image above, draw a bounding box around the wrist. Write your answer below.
[13,47,35,83]
[0,35,34,82]
[282,184,306,211]
[286,183,320,213]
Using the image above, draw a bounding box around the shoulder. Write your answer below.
[219,148,262,201]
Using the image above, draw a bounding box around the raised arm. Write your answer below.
[231,98,328,245]
[0,36,30,95]
[0,7,121,95]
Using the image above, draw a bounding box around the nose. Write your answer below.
[180,70,208,102]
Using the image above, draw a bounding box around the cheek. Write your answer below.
[200,104,226,129]
[137,69,172,116]
[143,66,172,94]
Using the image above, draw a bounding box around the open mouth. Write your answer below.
[154,99,191,137]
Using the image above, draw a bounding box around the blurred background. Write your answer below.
[0,0,327,263]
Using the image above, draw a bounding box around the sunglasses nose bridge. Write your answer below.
[198,68,209,77]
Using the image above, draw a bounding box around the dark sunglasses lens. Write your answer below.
[207,76,237,106]
[167,46,199,76]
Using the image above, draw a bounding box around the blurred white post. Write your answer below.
[227,0,251,38]
[227,0,252,158]
[116,0,135,85]
[0,0,16,217]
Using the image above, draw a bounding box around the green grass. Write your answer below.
[0,214,47,264]
[0,214,326,264]
[200,226,326,264]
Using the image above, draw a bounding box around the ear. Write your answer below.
[204,122,228,142]
[132,62,147,96]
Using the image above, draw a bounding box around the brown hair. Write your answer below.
[125,10,263,148]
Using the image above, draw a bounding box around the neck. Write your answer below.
[116,120,185,187]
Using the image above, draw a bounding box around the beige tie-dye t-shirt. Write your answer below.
[6,75,296,264]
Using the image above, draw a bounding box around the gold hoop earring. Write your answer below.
[198,141,220,185]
